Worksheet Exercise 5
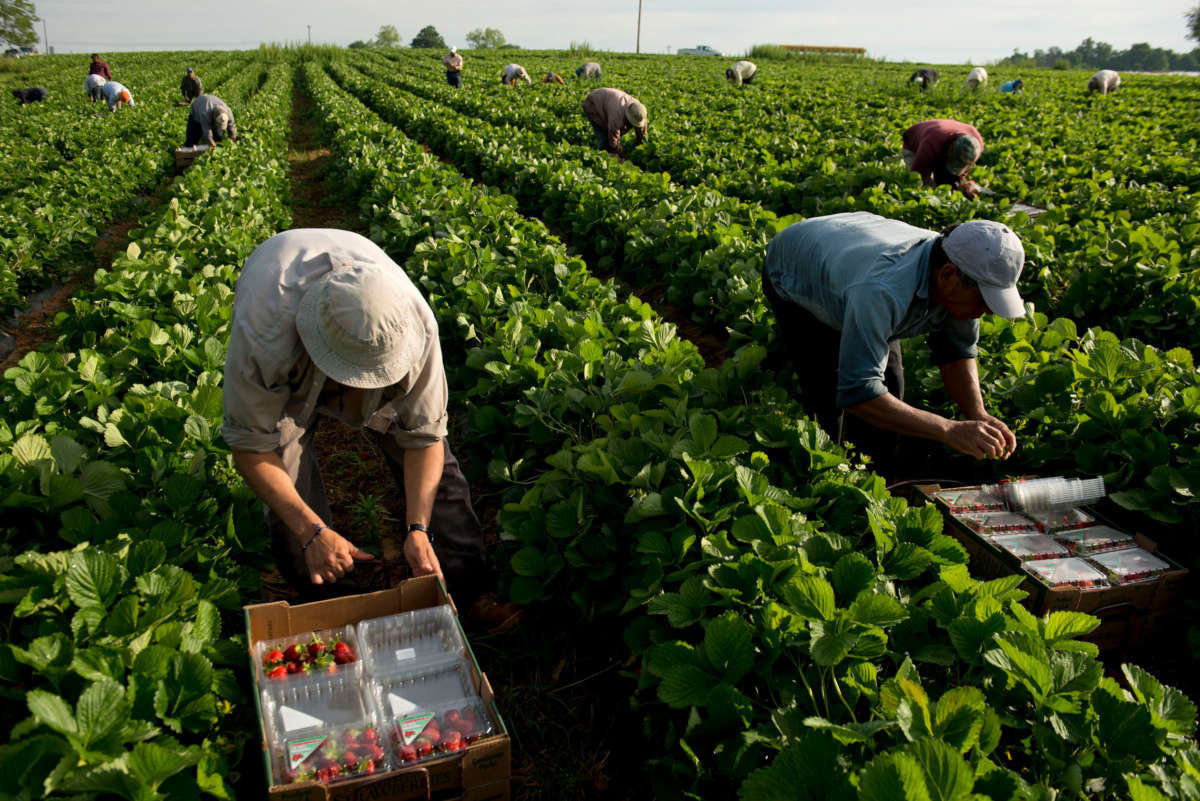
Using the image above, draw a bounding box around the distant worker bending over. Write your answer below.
[1087,69,1120,94]
[84,73,106,103]
[1000,78,1024,94]
[575,61,602,79]
[100,81,134,112]
[909,68,939,90]
[762,212,1024,473]
[543,72,565,85]
[965,67,987,91]
[500,63,531,86]
[186,94,237,147]
[901,119,984,199]
[726,60,757,86]
[443,46,463,88]
[181,67,203,103]
[582,87,647,158]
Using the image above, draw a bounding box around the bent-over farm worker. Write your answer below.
[902,119,984,199]
[443,46,463,88]
[88,53,112,80]
[84,73,106,102]
[582,87,647,157]
[1088,69,1120,94]
[762,212,1023,473]
[100,81,134,111]
[575,61,602,79]
[12,87,48,105]
[222,229,522,632]
[544,71,565,85]
[500,63,531,86]
[185,94,236,147]
[909,67,939,90]
[965,67,987,91]
[1001,78,1024,94]
[727,60,757,86]
[181,67,203,103]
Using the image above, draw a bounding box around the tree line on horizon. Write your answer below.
[998,36,1200,72]
[348,25,516,51]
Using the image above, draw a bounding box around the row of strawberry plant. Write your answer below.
[0,56,294,801]
[377,50,1200,360]
[337,57,1200,546]
[0,54,264,318]
[305,56,1199,800]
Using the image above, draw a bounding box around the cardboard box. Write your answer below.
[244,576,511,801]
[174,144,210,169]
[916,484,1189,649]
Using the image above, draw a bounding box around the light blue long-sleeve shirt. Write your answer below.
[765,212,979,407]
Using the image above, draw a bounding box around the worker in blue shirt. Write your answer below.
[1001,78,1024,94]
[762,212,1024,472]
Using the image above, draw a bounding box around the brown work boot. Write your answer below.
[464,592,523,634]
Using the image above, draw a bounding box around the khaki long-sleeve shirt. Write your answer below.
[443,52,463,71]
[582,88,646,152]
[222,229,448,454]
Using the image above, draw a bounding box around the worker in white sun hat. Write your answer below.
[726,59,757,86]
[84,73,106,103]
[185,93,237,147]
[443,46,463,88]
[500,62,531,86]
[222,229,522,633]
[762,213,1024,474]
[582,87,647,157]
[1087,69,1121,94]
[965,66,987,91]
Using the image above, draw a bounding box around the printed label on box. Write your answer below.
[280,705,324,733]
[287,736,326,767]
[398,711,435,745]
[393,647,417,662]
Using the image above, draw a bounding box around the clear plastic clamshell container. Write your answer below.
[1024,557,1110,590]
[369,658,495,767]
[1025,507,1096,535]
[357,604,467,677]
[1053,525,1134,556]
[955,510,1039,536]
[261,673,390,785]
[254,624,361,687]
[934,488,1006,513]
[992,533,1070,562]
[1089,548,1171,585]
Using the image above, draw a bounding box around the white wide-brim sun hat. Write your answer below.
[296,264,427,389]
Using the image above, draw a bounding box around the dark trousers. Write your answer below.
[269,422,491,605]
[184,116,203,146]
[446,70,461,88]
[761,266,904,474]
[591,121,611,152]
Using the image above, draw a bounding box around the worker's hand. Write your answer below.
[944,416,1017,460]
[961,180,982,199]
[304,527,374,585]
[403,529,443,579]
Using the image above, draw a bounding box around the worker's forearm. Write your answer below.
[232,450,322,540]
[938,358,988,418]
[403,441,444,527]
[847,393,953,444]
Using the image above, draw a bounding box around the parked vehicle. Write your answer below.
[677,44,722,56]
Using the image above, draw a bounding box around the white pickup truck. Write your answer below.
[677,45,722,56]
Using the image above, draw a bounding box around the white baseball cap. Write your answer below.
[943,221,1026,318]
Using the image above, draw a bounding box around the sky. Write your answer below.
[34,0,1199,63]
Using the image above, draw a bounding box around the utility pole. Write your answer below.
[307,25,311,45]
[41,18,48,53]
[636,0,642,54]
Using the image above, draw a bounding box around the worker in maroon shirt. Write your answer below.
[88,54,112,81]
[901,119,984,199]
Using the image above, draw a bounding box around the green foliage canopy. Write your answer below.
[374,24,399,48]
[410,24,445,49]
[465,27,506,49]
[0,0,38,49]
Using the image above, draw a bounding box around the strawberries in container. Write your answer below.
[934,488,1006,513]
[386,700,496,765]
[1026,507,1095,535]
[1024,557,1111,590]
[992,534,1070,562]
[1052,525,1134,556]
[956,511,1039,536]
[255,624,361,686]
[1088,548,1171,585]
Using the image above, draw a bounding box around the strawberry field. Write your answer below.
[0,47,1198,800]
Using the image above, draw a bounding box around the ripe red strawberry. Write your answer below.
[360,758,376,774]
[265,648,284,666]
[315,768,330,782]
[326,762,341,778]
[307,636,325,660]
[363,743,385,762]
[414,737,432,757]
[396,743,417,762]
[342,750,359,768]
[360,450,371,460]
[358,728,379,746]
[286,660,304,674]
[283,643,304,662]
[442,729,463,751]
[266,665,287,679]
[424,727,441,747]
[333,641,356,664]
[444,709,462,728]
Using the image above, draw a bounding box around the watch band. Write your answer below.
[406,523,433,545]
